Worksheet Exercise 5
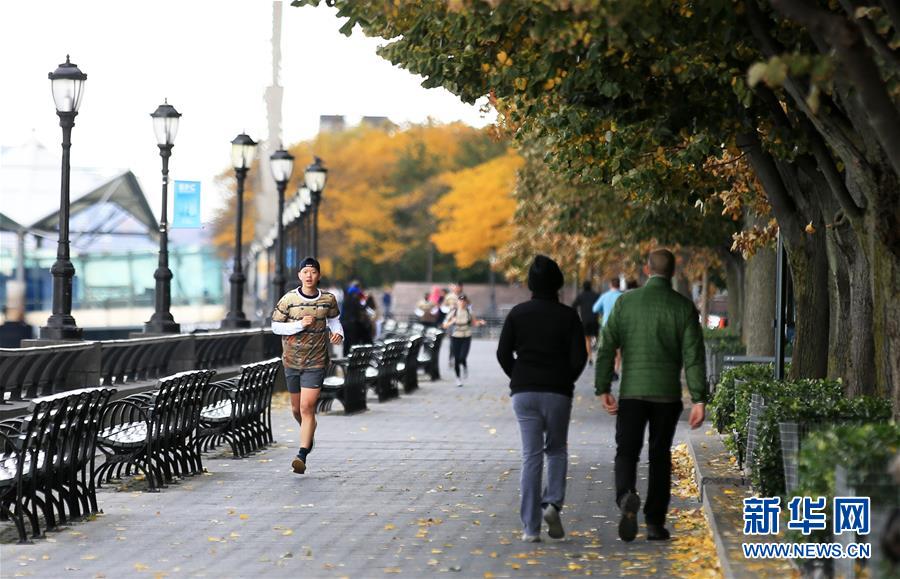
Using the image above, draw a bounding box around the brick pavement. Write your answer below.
[1,339,709,578]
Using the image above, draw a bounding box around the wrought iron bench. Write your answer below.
[196,358,280,458]
[371,339,408,402]
[0,387,114,543]
[320,346,373,414]
[94,369,215,492]
[397,335,424,394]
[417,329,445,381]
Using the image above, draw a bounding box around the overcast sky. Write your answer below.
[0,1,493,223]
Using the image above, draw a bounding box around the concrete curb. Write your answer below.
[687,430,797,578]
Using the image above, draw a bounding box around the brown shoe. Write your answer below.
[291,455,306,474]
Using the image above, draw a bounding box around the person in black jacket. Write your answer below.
[497,255,587,543]
[572,280,601,365]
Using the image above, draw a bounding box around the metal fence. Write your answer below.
[0,329,281,407]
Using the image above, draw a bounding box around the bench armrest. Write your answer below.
[0,418,24,436]
[203,382,237,406]
[99,398,152,430]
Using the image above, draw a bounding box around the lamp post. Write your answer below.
[221,133,257,329]
[292,190,306,261]
[304,157,327,257]
[298,186,312,257]
[41,56,87,341]
[144,100,182,334]
[270,147,294,299]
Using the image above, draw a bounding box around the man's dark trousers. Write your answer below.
[614,398,683,526]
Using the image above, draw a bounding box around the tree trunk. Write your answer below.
[825,222,853,384]
[824,214,878,397]
[743,236,776,356]
[721,249,745,335]
[866,223,900,417]
[700,268,710,329]
[785,230,831,380]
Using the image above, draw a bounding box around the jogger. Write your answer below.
[271,257,343,475]
[442,293,484,386]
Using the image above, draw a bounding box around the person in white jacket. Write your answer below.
[271,257,343,475]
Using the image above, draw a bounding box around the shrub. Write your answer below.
[749,384,892,497]
[788,422,900,545]
[709,363,772,436]
[703,328,745,356]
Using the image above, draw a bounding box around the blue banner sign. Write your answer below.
[172,180,201,228]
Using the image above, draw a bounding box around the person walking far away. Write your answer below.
[271,257,344,475]
[381,286,393,319]
[340,286,368,356]
[572,280,601,365]
[592,277,623,377]
[595,248,707,542]
[441,282,462,367]
[497,255,587,543]
[591,278,622,327]
[442,294,485,387]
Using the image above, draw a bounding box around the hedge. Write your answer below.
[703,328,745,357]
[750,385,890,496]
[708,366,893,497]
[789,422,900,546]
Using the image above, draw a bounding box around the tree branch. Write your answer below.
[879,0,900,34]
[769,0,900,180]
[757,85,866,218]
[705,152,748,168]
[737,130,803,246]
[746,1,869,164]
[839,0,900,74]
[799,116,866,218]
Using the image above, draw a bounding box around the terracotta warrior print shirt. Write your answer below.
[272,289,340,369]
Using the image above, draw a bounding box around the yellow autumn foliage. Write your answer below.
[212,122,501,278]
[430,151,523,268]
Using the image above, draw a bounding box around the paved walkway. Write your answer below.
[1,340,717,578]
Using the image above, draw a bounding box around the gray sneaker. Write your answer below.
[521,532,541,543]
[543,504,565,539]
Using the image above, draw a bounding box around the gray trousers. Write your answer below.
[512,391,573,535]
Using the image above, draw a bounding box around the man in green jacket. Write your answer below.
[595,248,707,542]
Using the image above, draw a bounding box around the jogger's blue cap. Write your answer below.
[299,257,320,272]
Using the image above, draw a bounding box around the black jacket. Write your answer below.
[572,290,600,323]
[496,295,587,397]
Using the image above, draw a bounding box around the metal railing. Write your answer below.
[0,329,283,407]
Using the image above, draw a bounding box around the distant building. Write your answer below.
[360,116,396,130]
[318,115,396,134]
[319,115,346,133]
[0,136,225,331]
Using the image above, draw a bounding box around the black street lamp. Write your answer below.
[270,147,295,300]
[144,100,182,334]
[41,56,87,341]
[221,133,257,329]
[304,157,327,257]
[298,186,312,257]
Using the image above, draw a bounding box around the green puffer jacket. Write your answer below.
[594,276,707,403]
